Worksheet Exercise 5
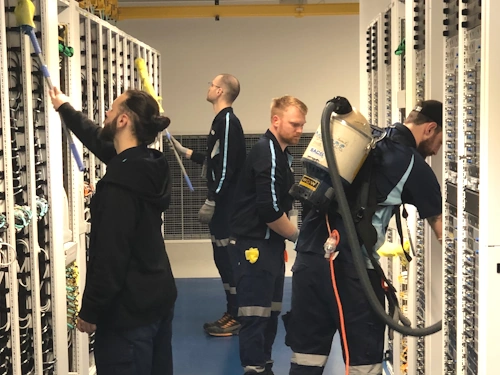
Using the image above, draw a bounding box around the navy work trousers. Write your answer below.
[94,308,174,375]
[284,252,385,375]
[209,204,238,317]
[230,237,285,374]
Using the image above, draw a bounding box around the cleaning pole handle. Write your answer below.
[60,114,85,171]
[166,131,194,192]
[65,126,85,172]
[183,172,194,192]
[69,143,85,172]
[26,29,52,86]
[24,28,84,171]
[26,28,41,53]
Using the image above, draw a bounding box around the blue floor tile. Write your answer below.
[172,278,346,375]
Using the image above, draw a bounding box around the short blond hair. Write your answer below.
[270,96,308,120]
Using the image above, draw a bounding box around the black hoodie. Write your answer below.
[58,103,177,329]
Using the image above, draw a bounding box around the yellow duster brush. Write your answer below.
[14,0,35,29]
[135,58,164,113]
[15,0,85,172]
[134,57,194,192]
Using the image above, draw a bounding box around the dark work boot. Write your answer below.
[205,314,241,337]
[203,312,230,330]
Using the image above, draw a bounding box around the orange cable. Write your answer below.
[326,214,349,375]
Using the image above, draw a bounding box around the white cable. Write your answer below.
[19,242,51,314]
[0,312,10,332]
[16,239,30,289]
[83,207,91,223]
[40,297,51,313]
[0,241,17,267]
[18,313,31,330]
[39,246,48,259]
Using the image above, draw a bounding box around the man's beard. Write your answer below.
[99,117,118,142]
[417,137,433,158]
[280,131,301,146]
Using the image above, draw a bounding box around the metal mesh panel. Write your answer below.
[163,133,313,240]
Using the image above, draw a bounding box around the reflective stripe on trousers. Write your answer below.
[222,283,237,295]
[291,352,382,374]
[243,365,265,373]
[291,353,328,367]
[349,364,382,374]
[211,235,229,247]
[239,302,282,318]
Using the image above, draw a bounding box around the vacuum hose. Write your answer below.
[320,100,442,336]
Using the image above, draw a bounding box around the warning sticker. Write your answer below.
[299,175,320,191]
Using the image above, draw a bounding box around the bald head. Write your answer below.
[217,74,240,104]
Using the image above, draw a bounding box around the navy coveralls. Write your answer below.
[284,124,442,375]
[191,107,246,317]
[230,130,295,374]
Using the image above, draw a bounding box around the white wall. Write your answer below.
[118,15,359,135]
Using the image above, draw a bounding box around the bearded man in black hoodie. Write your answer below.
[49,87,177,375]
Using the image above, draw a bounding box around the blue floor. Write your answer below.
[172,278,346,375]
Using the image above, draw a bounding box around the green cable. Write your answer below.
[58,42,74,57]
[395,38,405,56]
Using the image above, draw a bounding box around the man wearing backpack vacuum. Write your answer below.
[284,99,443,375]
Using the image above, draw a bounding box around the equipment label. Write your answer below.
[299,175,319,191]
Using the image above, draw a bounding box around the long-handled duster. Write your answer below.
[135,57,194,192]
[15,0,85,172]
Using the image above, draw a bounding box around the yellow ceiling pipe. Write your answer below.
[118,3,359,20]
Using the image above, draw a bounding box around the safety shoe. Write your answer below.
[205,315,241,337]
[203,312,231,330]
